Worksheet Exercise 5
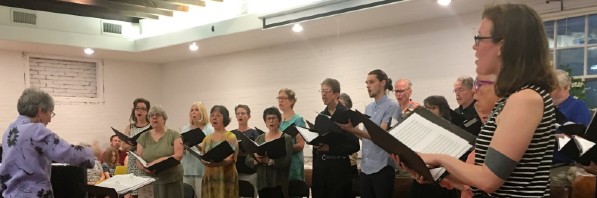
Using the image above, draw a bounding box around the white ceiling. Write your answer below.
[0,0,594,64]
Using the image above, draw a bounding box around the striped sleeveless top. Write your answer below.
[472,84,555,197]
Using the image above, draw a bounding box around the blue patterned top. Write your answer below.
[0,115,94,198]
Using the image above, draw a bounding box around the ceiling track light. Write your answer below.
[189,42,199,51]
[84,48,94,55]
[292,23,303,33]
[437,0,451,6]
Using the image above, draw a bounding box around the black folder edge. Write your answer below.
[282,123,299,137]
[583,111,597,142]
[111,126,151,146]
[359,109,435,182]
[181,128,206,147]
[291,125,325,145]
[411,107,476,145]
[147,157,179,173]
[199,141,235,163]
[236,132,286,159]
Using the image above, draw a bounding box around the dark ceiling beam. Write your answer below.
[103,0,189,12]
[53,0,174,17]
[0,0,150,22]
[157,0,205,7]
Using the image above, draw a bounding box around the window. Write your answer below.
[26,54,104,103]
[546,14,597,110]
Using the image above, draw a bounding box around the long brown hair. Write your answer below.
[103,147,120,167]
[483,4,556,97]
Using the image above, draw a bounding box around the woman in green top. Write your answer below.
[135,105,184,198]
[277,88,306,182]
[251,107,293,198]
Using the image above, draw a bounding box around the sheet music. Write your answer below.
[96,174,155,194]
[557,136,571,150]
[295,127,320,143]
[128,151,148,167]
[574,136,595,156]
[388,113,472,180]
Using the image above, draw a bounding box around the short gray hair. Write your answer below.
[457,76,474,90]
[554,69,572,88]
[17,88,54,117]
[148,105,168,121]
[396,79,413,89]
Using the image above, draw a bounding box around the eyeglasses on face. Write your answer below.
[50,111,56,118]
[394,89,409,94]
[134,107,148,111]
[319,89,333,94]
[276,97,289,101]
[474,79,496,91]
[265,116,279,121]
[149,114,163,118]
[474,35,499,46]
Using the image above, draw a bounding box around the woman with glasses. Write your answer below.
[135,106,184,198]
[0,88,95,197]
[123,98,152,198]
[394,4,557,197]
[231,104,261,198]
[251,107,293,198]
[277,88,307,184]
[180,101,214,198]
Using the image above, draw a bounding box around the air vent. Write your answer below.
[12,11,37,25]
[102,22,122,34]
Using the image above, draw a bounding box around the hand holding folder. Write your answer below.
[237,132,287,159]
[128,151,180,174]
[363,107,475,182]
[181,128,207,147]
[183,141,235,163]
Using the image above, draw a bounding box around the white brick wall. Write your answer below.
[0,50,163,150]
[29,57,98,98]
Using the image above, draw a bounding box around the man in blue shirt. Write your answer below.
[341,69,399,197]
[550,69,592,189]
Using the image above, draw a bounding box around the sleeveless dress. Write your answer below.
[472,84,555,197]
[126,123,152,196]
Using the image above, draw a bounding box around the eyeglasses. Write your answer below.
[319,89,333,94]
[50,111,56,118]
[276,97,289,101]
[134,107,148,111]
[474,79,496,91]
[452,87,470,93]
[474,35,499,46]
[149,114,163,118]
[394,89,409,95]
[265,116,279,121]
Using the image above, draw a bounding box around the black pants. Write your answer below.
[360,165,395,198]
[312,159,354,198]
[258,186,284,198]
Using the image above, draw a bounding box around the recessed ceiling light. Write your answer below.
[189,42,199,51]
[437,0,451,6]
[84,48,94,55]
[292,23,303,33]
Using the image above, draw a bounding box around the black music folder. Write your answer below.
[237,133,286,159]
[282,123,332,145]
[128,152,180,173]
[364,107,475,182]
[111,127,151,146]
[184,141,235,163]
[181,128,206,147]
[558,135,597,165]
